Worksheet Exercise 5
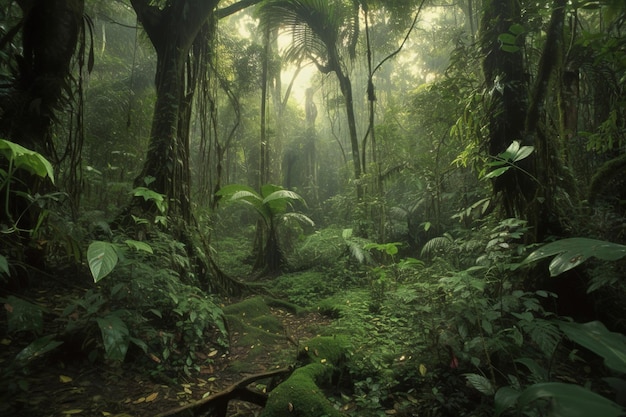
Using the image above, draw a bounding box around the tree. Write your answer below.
[257,0,364,199]
[0,0,87,278]
[216,183,313,273]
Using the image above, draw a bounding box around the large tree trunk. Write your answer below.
[0,0,84,280]
[480,0,531,218]
[130,0,219,221]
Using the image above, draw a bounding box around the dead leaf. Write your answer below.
[62,410,84,415]
[288,402,294,412]
[208,349,218,357]
[1,339,11,346]
[4,303,13,313]
[133,397,145,404]
[59,375,73,383]
[419,363,427,376]
[146,392,158,402]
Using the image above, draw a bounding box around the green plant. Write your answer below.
[216,183,314,272]
[491,237,626,417]
[0,139,55,230]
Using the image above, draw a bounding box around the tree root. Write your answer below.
[153,367,293,417]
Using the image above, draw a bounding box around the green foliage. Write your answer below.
[87,238,153,282]
[216,184,314,272]
[0,139,55,184]
[1,295,44,335]
[523,237,626,277]
[497,382,626,417]
[558,320,626,374]
[482,140,535,181]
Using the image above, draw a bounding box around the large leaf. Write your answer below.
[0,138,55,183]
[87,241,119,283]
[264,189,305,214]
[15,335,63,365]
[495,386,521,417]
[522,238,626,277]
[516,382,625,417]
[124,239,153,254]
[557,320,626,374]
[96,312,130,362]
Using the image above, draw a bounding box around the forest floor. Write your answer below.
[1,290,333,417]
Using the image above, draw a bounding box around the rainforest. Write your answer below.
[1,0,626,416]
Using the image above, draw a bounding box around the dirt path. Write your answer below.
[1,297,332,417]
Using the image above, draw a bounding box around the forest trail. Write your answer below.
[2,295,332,417]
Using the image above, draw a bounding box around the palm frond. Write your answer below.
[421,234,455,258]
[257,0,358,66]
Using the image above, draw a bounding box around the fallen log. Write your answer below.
[154,366,293,417]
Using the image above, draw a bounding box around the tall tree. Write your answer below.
[257,0,364,199]
[129,0,262,222]
[0,0,87,276]
[479,0,533,219]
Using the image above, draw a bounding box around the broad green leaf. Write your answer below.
[87,241,119,282]
[283,212,315,227]
[216,184,257,198]
[558,320,626,374]
[515,357,548,382]
[96,313,130,362]
[482,166,510,180]
[498,33,517,45]
[495,386,520,417]
[501,44,520,53]
[464,373,495,395]
[15,335,63,365]
[517,382,625,417]
[523,238,626,276]
[509,23,525,35]
[124,239,153,254]
[500,140,534,162]
[0,139,55,183]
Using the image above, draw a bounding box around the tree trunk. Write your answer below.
[480,0,530,217]
[130,0,219,221]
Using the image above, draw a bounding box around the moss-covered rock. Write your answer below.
[261,365,342,417]
[260,336,350,417]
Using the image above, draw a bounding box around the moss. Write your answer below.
[250,314,284,334]
[223,296,271,317]
[225,315,283,347]
[298,335,349,366]
[263,296,309,316]
[260,336,349,417]
[260,366,341,417]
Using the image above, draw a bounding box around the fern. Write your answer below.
[421,233,455,258]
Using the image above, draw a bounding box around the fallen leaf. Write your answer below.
[4,303,13,313]
[146,392,158,402]
[62,410,84,415]
[133,397,145,404]
[208,349,218,357]
[59,375,73,383]
[288,402,294,412]
[419,364,427,376]
[1,339,11,346]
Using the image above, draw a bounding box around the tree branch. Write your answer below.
[217,0,263,19]
[154,366,293,417]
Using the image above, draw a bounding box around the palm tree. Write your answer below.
[216,183,314,273]
[257,0,364,199]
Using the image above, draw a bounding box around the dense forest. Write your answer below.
[2,0,626,416]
